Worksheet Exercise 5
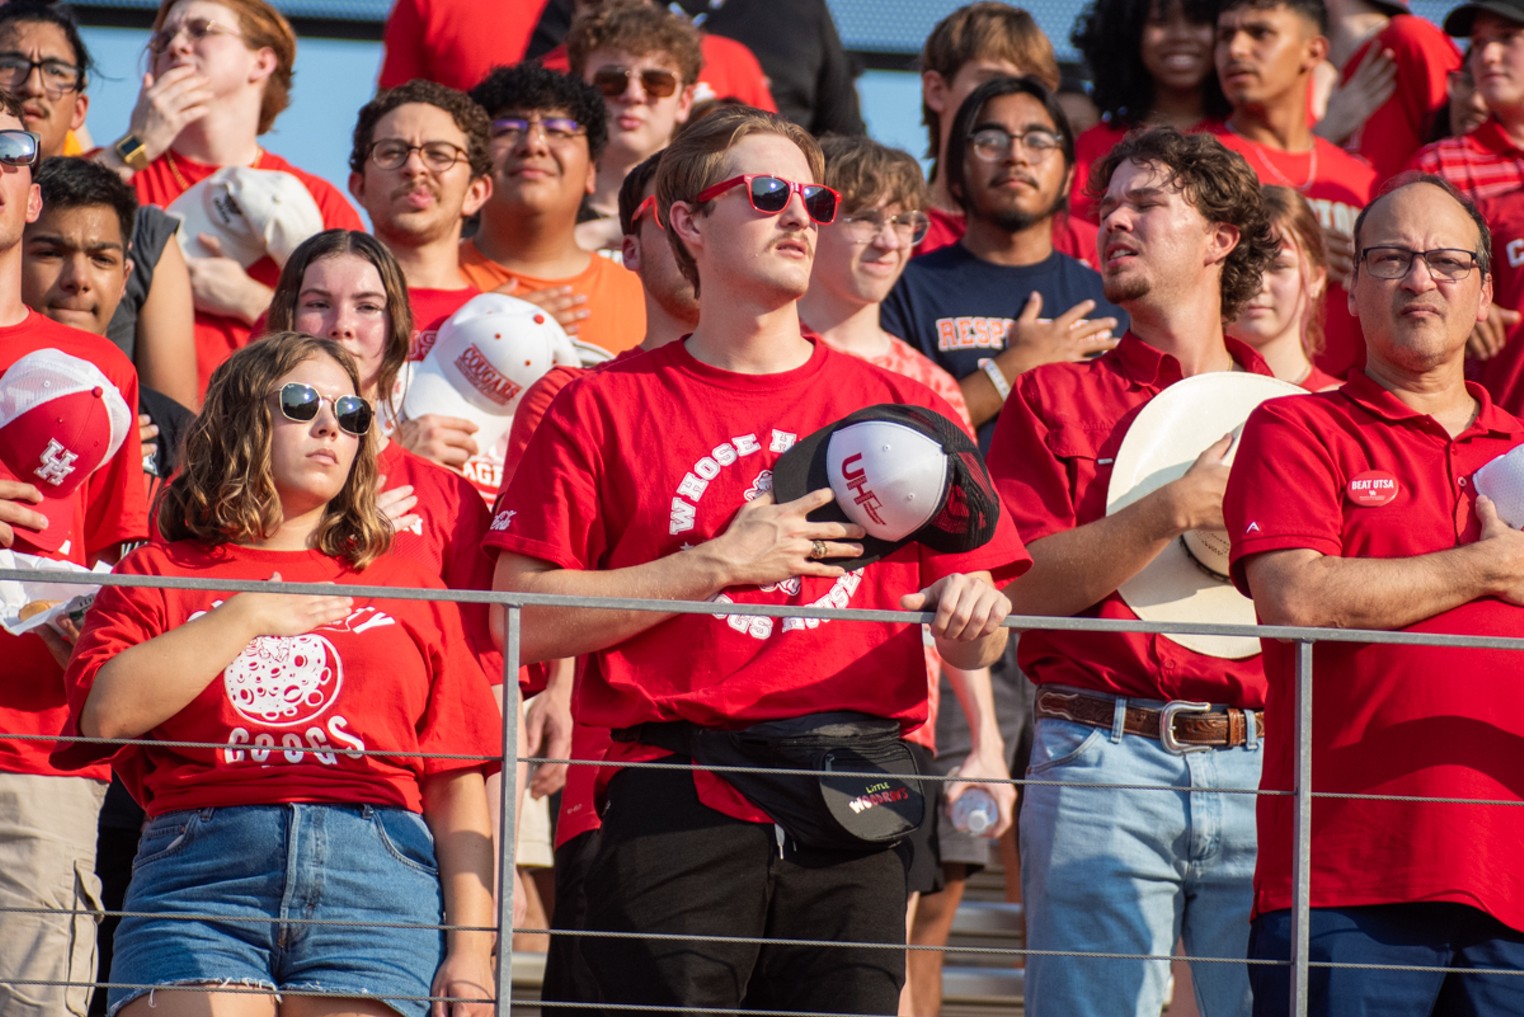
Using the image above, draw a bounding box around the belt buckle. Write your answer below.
[1159,700,1213,754]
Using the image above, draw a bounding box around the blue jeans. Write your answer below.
[1250,903,1524,1016]
[1020,700,1262,1017]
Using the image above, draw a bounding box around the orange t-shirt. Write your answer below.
[458,241,646,357]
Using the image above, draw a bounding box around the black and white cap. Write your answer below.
[771,404,1000,570]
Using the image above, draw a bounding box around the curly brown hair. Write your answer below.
[566,0,703,85]
[349,78,492,180]
[157,333,391,567]
[1089,127,1277,322]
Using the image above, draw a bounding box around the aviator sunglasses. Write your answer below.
[694,174,840,224]
[275,383,373,437]
[0,130,40,168]
[592,65,681,99]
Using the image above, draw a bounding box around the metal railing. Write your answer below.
[5,564,1524,1016]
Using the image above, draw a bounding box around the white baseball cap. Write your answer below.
[0,349,132,554]
[167,166,326,268]
[771,404,1001,569]
[400,292,580,454]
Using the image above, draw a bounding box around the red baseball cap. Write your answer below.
[0,349,132,554]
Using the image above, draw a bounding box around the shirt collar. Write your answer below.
[1340,369,1524,439]
[1112,331,1274,388]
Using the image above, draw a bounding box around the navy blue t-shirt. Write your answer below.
[880,243,1127,450]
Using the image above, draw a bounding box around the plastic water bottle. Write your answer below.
[950,787,997,836]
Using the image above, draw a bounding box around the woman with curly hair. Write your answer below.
[1230,185,1342,391]
[1069,0,1228,223]
[59,332,501,1017]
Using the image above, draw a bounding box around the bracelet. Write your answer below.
[979,358,1011,401]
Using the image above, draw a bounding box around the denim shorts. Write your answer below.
[107,803,445,1017]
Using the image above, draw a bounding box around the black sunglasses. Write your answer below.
[276,382,373,437]
[694,174,840,225]
[0,130,40,169]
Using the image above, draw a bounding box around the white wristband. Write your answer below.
[979,358,1011,401]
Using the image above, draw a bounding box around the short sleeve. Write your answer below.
[484,377,607,570]
[1224,400,1346,596]
[55,551,166,771]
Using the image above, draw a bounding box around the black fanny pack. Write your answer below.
[613,712,925,852]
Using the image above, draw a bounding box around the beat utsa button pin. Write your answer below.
[1347,469,1399,507]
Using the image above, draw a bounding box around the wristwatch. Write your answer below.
[114,134,150,172]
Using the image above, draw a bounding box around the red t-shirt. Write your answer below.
[821,333,974,437]
[0,312,148,781]
[1070,118,1226,224]
[1208,125,1377,381]
[538,32,777,113]
[916,206,1100,270]
[1225,372,1524,932]
[987,332,1271,706]
[408,286,478,361]
[1410,119,1524,204]
[1342,16,1461,187]
[1474,194,1524,415]
[133,150,365,397]
[59,542,502,816]
[378,440,506,687]
[484,336,1031,822]
[378,0,552,91]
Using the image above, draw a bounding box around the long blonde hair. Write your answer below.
[156,333,392,567]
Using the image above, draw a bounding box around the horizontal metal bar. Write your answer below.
[9,567,1524,651]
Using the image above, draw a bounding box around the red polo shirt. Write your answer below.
[1208,125,1376,382]
[1410,119,1524,203]
[1225,372,1524,932]
[988,332,1271,707]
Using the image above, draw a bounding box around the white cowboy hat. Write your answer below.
[1107,372,1303,659]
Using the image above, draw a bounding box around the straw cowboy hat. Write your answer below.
[1107,372,1302,659]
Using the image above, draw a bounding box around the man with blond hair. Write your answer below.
[488,106,1028,1013]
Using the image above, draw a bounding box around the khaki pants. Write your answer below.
[0,773,107,1016]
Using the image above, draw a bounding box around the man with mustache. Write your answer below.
[881,75,1124,452]
[489,105,1027,1014]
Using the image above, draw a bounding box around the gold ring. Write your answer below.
[810,539,828,560]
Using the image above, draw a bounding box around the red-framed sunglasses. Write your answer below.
[631,194,662,229]
[694,174,840,225]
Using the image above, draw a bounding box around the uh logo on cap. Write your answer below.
[0,348,132,554]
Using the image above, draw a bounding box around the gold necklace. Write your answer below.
[1226,124,1318,192]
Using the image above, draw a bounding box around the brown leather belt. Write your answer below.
[1034,688,1264,753]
